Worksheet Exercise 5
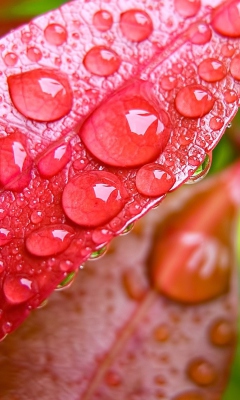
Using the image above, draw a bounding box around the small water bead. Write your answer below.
[175,85,215,118]
[198,58,227,82]
[27,47,42,62]
[230,54,240,80]
[83,46,121,76]
[121,222,135,235]
[136,164,175,197]
[89,245,108,260]
[55,271,77,291]
[211,1,240,38]
[160,76,177,91]
[93,10,113,32]
[105,370,122,387]
[222,44,235,57]
[189,22,212,45]
[209,116,224,131]
[30,210,43,224]
[8,68,73,122]
[37,143,72,178]
[3,275,36,304]
[187,359,217,386]
[0,228,12,246]
[174,0,201,18]
[59,260,74,272]
[0,133,32,192]
[3,53,18,66]
[26,224,75,257]
[92,228,113,244]
[210,319,235,346]
[120,9,153,42]
[186,153,212,184]
[80,80,171,167]
[21,31,32,43]
[154,324,170,342]
[173,392,204,400]
[2,322,12,334]
[224,89,238,104]
[62,171,126,227]
[44,23,67,46]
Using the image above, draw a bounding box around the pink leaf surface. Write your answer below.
[0,161,238,400]
[0,0,240,337]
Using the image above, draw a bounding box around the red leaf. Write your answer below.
[0,161,238,399]
[0,0,240,337]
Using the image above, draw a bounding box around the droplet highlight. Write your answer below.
[3,275,36,304]
[83,46,121,76]
[37,142,72,178]
[186,153,212,184]
[120,9,153,42]
[44,23,67,46]
[93,10,113,32]
[187,359,217,386]
[175,85,215,118]
[136,164,175,197]
[198,58,227,82]
[174,0,201,18]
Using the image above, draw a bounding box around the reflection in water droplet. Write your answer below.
[121,223,135,235]
[83,46,121,76]
[93,10,113,32]
[174,0,201,18]
[3,275,36,304]
[210,319,235,346]
[44,23,67,46]
[136,163,175,197]
[120,9,153,42]
[211,1,240,38]
[27,47,42,62]
[187,359,217,386]
[186,153,212,184]
[198,58,227,82]
[89,245,108,260]
[154,324,170,342]
[55,271,77,291]
[175,85,215,118]
[3,52,18,66]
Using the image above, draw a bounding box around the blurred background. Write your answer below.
[0,0,239,398]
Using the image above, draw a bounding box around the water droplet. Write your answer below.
[120,9,153,42]
[30,210,43,224]
[209,116,224,131]
[93,10,113,32]
[83,46,121,76]
[37,298,48,309]
[0,228,12,246]
[121,222,135,235]
[44,23,67,46]
[60,260,74,272]
[224,89,238,104]
[154,324,170,342]
[221,44,235,57]
[151,232,230,303]
[92,228,113,244]
[26,224,75,257]
[187,359,217,386]
[3,275,36,304]
[0,261,5,274]
[62,171,126,227]
[0,133,32,192]
[2,321,12,334]
[198,58,227,82]
[55,271,76,291]
[173,392,204,400]
[175,85,215,118]
[105,370,122,387]
[80,80,171,167]
[27,47,42,62]
[230,54,240,80]
[37,142,72,178]
[136,163,175,197]
[174,0,201,18]
[186,153,212,184]
[211,1,240,38]
[122,269,147,301]
[89,245,108,260]
[189,22,212,45]
[160,76,177,91]
[3,52,18,66]
[21,31,32,43]
[210,319,235,346]
[8,68,73,122]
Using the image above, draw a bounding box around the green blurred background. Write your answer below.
[0,0,239,398]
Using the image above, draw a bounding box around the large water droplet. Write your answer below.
[0,228,12,246]
[26,224,75,256]
[210,319,235,346]
[173,392,204,400]
[93,10,113,32]
[230,54,240,80]
[80,81,171,167]
[27,47,42,62]
[211,1,240,38]
[7,68,73,122]
[120,9,153,42]
[187,359,217,386]
[3,52,18,66]
[44,23,67,46]
[0,133,32,192]
[121,222,135,235]
[83,46,121,76]
[174,0,201,18]
[175,85,215,118]
[37,142,72,178]
[198,58,227,82]
[186,153,212,184]
[189,22,212,45]
[55,271,76,291]
[224,89,238,104]
[3,275,37,304]
[62,171,126,227]
[136,163,175,197]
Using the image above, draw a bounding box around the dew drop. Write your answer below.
[30,210,43,224]
[121,222,135,235]
[93,10,113,32]
[221,44,235,57]
[189,22,212,45]
[0,261,5,274]
[0,228,12,246]
[8,68,73,122]
[59,260,74,272]
[62,171,126,227]
[122,269,147,301]
[210,319,235,346]
[224,89,238,104]
[209,116,224,131]
[83,46,121,76]
[105,370,122,387]
[160,76,177,91]
[154,324,170,342]
[230,54,240,80]
[175,85,215,118]
[2,321,12,334]
[27,47,42,62]
[186,153,212,184]
[80,81,171,167]
[198,58,227,82]
[3,275,36,304]
[174,0,201,18]
[26,224,75,257]
[37,142,72,178]
[55,271,76,291]
[0,133,32,192]
[120,9,153,42]
[44,23,67,46]
[211,1,240,38]
[3,52,18,66]
[92,228,113,244]
[173,392,204,400]
[136,163,175,197]
[37,298,48,309]
[187,359,217,386]
[89,245,108,260]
